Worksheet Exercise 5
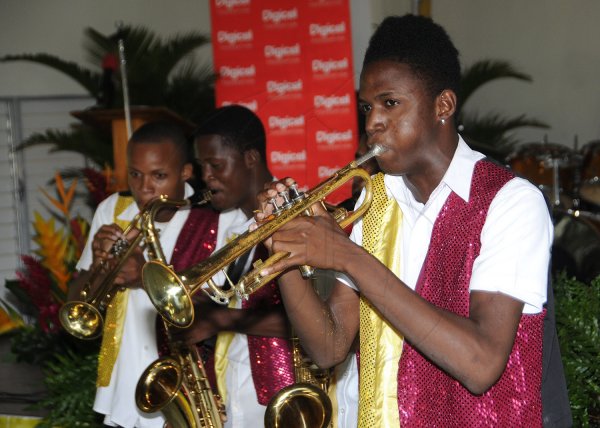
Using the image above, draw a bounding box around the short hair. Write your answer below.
[128,121,191,165]
[192,105,267,160]
[363,14,461,100]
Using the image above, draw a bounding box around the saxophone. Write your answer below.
[264,334,333,428]
[134,194,226,428]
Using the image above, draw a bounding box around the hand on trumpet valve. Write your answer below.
[90,223,144,289]
[251,177,349,278]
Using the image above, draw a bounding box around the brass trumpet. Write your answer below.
[142,145,385,328]
[59,193,210,339]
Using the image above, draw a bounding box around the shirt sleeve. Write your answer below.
[470,177,553,313]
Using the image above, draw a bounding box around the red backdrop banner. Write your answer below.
[210,0,358,201]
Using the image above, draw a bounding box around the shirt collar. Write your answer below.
[384,135,485,206]
[442,136,485,203]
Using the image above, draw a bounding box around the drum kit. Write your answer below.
[506,140,600,282]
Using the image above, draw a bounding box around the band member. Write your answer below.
[178,105,296,427]
[68,121,218,428]
[257,15,557,426]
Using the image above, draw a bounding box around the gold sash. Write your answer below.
[358,173,404,428]
[96,196,134,387]
[214,301,236,404]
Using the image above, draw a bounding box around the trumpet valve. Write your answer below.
[288,182,305,202]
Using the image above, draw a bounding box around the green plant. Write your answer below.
[458,59,549,161]
[2,24,216,168]
[35,350,102,428]
[554,272,600,427]
[0,170,111,427]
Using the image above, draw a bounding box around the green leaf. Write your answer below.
[1,53,101,96]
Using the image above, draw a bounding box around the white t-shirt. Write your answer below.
[76,184,194,428]
[340,137,552,314]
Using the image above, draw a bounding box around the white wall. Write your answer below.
[3,0,597,146]
[0,0,212,97]
[435,0,600,148]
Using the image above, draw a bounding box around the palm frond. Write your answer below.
[1,54,100,96]
[17,125,113,168]
[459,60,532,111]
[83,26,121,65]
[460,112,549,152]
[165,61,216,124]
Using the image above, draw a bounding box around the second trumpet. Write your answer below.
[142,144,385,328]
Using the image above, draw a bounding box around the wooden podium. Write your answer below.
[71,107,195,191]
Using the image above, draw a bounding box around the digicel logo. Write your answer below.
[262,8,299,24]
[268,115,305,131]
[312,58,349,74]
[314,93,351,110]
[217,29,253,45]
[271,150,307,165]
[309,22,346,38]
[318,165,339,179]
[264,43,301,60]
[266,79,303,96]
[215,0,250,9]
[219,64,256,80]
[316,129,353,145]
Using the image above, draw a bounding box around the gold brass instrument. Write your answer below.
[135,196,226,428]
[59,193,210,340]
[136,335,226,428]
[142,144,386,328]
[264,336,332,428]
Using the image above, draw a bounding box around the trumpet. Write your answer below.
[142,145,385,328]
[59,193,210,339]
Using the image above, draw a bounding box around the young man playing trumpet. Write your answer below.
[68,121,219,428]
[256,14,564,427]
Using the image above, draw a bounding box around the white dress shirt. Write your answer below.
[76,184,194,428]
[342,136,552,313]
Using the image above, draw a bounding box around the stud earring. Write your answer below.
[441,118,446,125]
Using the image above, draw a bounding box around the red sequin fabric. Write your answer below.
[397,160,544,427]
[156,206,219,365]
[242,244,295,405]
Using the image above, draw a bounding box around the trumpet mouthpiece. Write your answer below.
[356,144,386,166]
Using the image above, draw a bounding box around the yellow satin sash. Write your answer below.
[96,195,134,387]
[358,173,404,428]
[213,233,241,404]
[214,300,236,404]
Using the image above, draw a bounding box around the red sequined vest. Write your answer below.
[241,243,295,405]
[397,160,544,427]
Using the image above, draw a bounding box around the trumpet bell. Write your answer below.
[143,260,194,328]
[135,356,184,413]
[58,301,103,340]
[264,382,332,428]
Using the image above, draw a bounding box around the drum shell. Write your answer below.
[506,143,579,207]
[552,209,600,283]
[579,140,600,206]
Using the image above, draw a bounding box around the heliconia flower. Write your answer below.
[69,216,89,258]
[31,212,70,294]
[39,172,78,219]
[0,304,24,335]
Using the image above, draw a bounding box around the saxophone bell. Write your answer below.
[135,193,226,427]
